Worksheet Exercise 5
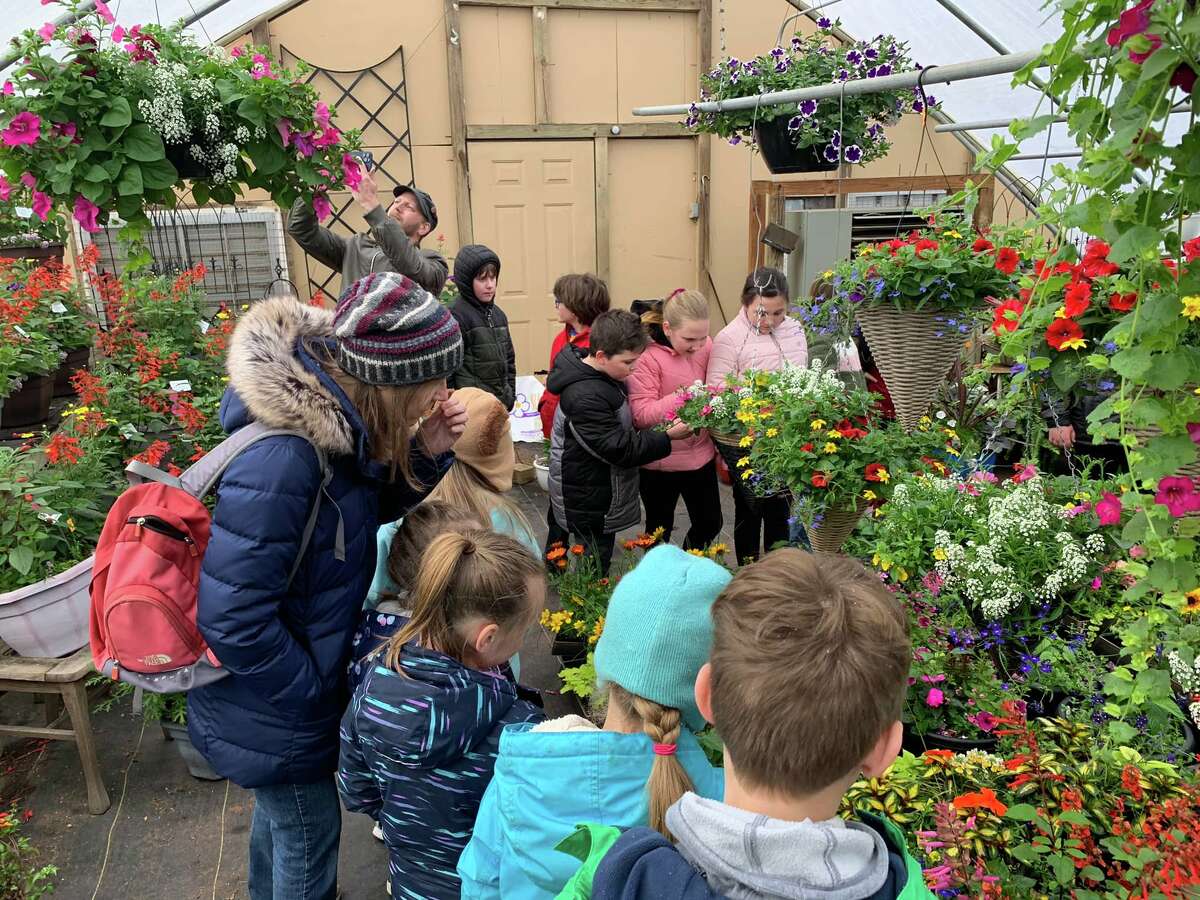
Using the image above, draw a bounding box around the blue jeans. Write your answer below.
[249,777,341,900]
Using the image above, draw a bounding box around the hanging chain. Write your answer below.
[718,0,726,56]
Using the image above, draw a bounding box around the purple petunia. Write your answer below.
[865,47,879,60]
[844,144,863,163]
[729,135,741,145]
[788,115,803,130]
[770,46,785,58]
[925,95,938,107]
[824,144,840,162]
[876,63,892,77]
[817,16,832,28]
[830,129,841,148]
[798,98,818,117]
[791,36,804,51]
[867,67,878,78]
[846,49,863,65]
[912,99,924,113]
[775,58,790,73]
[728,58,741,70]
[867,123,883,138]
[837,68,850,81]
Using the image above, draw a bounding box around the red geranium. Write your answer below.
[1063,281,1092,317]
[864,462,890,483]
[994,247,1020,274]
[913,239,939,256]
[1046,318,1086,351]
[972,237,994,253]
[1081,241,1120,278]
[811,472,828,488]
[1184,236,1200,263]
[991,297,1025,335]
[834,418,868,439]
[1109,291,1138,312]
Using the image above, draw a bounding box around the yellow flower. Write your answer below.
[1059,336,1087,351]
[932,547,948,561]
[240,303,250,311]
[1183,295,1200,320]
[943,428,958,440]
[863,489,877,501]
[874,507,883,517]
[216,310,230,320]
[589,616,605,645]
[708,543,728,558]
[765,427,778,438]
[740,396,756,408]
[16,432,35,438]
[810,419,826,431]
[736,456,750,467]
[66,518,76,533]
[739,435,753,448]
[827,430,843,439]
[687,548,706,557]
[1073,492,1091,501]
[741,469,755,480]
[822,442,838,454]
[943,230,962,239]
[1183,588,1200,615]
[822,270,834,279]
[1054,306,1068,319]
[896,567,909,583]
[876,556,893,572]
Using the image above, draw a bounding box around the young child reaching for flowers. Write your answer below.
[457,544,729,899]
[338,530,546,899]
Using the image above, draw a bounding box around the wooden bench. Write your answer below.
[0,647,109,814]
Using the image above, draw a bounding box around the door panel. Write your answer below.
[467,140,597,375]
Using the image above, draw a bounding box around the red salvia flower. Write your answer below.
[44,433,84,466]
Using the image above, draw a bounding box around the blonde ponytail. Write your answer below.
[382,529,543,672]
[610,685,695,840]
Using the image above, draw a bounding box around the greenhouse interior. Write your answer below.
[0,0,1199,897]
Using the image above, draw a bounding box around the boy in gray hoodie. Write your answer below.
[580,549,934,900]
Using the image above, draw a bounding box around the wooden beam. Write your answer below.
[445,0,474,244]
[975,174,996,231]
[696,0,714,318]
[532,6,550,124]
[750,174,978,198]
[462,0,701,10]
[250,18,271,50]
[595,136,610,282]
[747,182,768,273]
[466,123,689,139]
[765,186,785,269]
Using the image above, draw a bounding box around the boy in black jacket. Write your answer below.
[546,309,690,573]
[448,244,517,409]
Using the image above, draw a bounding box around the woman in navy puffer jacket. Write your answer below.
[188,272,467,900]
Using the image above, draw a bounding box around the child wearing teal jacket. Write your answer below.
[456,544,729,899]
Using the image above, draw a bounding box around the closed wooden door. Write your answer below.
[467,140,597,375]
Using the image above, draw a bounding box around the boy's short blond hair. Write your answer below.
[709,548,910,797]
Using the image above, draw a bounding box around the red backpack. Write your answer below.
[89,423,334,693]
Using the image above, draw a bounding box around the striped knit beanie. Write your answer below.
[333,272,463,385]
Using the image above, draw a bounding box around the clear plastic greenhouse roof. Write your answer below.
[5,0,1187,199]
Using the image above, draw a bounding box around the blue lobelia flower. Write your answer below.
[1099,380,1116,392]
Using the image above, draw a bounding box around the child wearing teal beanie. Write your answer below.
[457,544,730,900]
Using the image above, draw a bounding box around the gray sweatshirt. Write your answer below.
[287,199,448,296]
[665,793,891,900]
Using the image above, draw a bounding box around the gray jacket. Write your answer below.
[287,200,448,296]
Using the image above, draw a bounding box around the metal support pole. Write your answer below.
[633,48,1046,117]
[1008,151,1083,161]
[935,101,1193,133]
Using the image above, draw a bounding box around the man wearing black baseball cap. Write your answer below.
[288,168,448,295]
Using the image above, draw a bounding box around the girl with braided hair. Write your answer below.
[457,544,729,899]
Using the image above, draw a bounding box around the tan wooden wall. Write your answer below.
[234,0,1031,372]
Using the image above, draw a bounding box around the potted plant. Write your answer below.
[826,210,1023,429]
[534,437,550,492]
[542,541,619,667]
[667,373,758,448]
[0,2,360,238]
[0,185,67,263]
[686,19,934,173]
[744,362,953,551]
[91,680,221,780]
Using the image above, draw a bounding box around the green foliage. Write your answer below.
[0,806,57,900]
[559,655,596,700]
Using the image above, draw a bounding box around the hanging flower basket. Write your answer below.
[0,555,92,658]
[753,116,839,174]
[856,305,966,432]
[684,19,937,166]
[0,372,54,428]
[163,143,210,182]
[807,501,866,554]
[53,346,91,398]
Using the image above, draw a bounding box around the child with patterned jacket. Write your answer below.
[337,530,546,899]
[584,549,934,900]
[456,544,729,899]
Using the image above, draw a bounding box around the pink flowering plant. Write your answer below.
[665,372,758,438]
[685,18,933,164]
[0,0,360,236]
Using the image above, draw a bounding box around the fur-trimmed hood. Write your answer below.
[224,296,357,456]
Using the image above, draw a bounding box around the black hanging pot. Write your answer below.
[164,143,208,181]
[53,346,91,398]
[753,117,839,174]
[1,372,54,428]
[550,637,589,668]
[902,722,997,755]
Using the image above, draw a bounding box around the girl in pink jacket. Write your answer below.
[705,269,805,563]
[628,290,723,550]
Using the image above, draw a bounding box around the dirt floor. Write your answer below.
[6,456,737,899]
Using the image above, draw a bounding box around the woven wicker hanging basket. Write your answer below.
[807,501,867,554]
[709,430,743,449]
[856,305,967,432]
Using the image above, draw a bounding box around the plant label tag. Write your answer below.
[50,301,68,314]
[198,320,210,334]
[13,325,28,338]
[38,511,62,525]
[120,423,140,440]
[169,379,192,393]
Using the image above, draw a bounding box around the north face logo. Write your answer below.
[140,653,173,666]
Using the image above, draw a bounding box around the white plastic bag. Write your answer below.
[510,375,545,443]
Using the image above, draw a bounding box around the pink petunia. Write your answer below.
[341,154,362,191]
[94,0,115,23]
[0,177,10,201]
[1107,0,1154,48]
[275,118,292,148]
[312,126,341,149]
[31,190,51,222]
[250,54,274,80]
[111,24,124,43]
[52,121,77,141]
[1128,32,1162,64]
[20,172,36,189]
[313,101,330,130]
[1011,462,1038,483]
[230,45,245,58]
[1154,475,1200,518]
[1,82,12,97]
[967,711,998,733]
[312,192,332,223]
[1095,490,1123,526]
[1091,576,1103,590]
[2,112,41,146]
[925,688,944,708]
[73,195,100,232]
[1189,422,1200,445]
[37,22,56,42]
[292,132,315,158]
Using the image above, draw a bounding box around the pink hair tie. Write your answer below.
[653,743,678,756]
[666,288,686,301]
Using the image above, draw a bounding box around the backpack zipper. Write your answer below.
[127,516,199,556]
